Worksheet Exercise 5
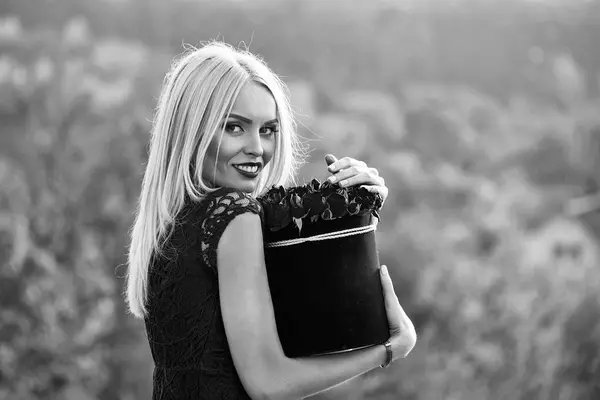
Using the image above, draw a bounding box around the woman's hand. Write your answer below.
[380,265,417,362]
[325,154,388,204]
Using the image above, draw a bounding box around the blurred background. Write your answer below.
[1,0,600,399]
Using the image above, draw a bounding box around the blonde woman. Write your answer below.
[126,42,416,400]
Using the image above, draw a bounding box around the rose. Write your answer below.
[326,191,348,218]
[303,191,326,217]
[318,180,338,197]
[262,196,292,232]
[308,178,320,193]
[347,200,361,216]
[261,185,293,231]
[351,187,382,217]
[266,185,286,204]
[321,206,334,221]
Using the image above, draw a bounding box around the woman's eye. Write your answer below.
[225,123,243,133]
[261,126,278,136]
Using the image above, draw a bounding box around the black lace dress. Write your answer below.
[145,188,262,400]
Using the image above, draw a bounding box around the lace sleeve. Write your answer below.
[199,189,262,273]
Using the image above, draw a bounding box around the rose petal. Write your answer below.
[321,207,334,221]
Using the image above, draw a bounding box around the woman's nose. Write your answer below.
[244,130,264,157]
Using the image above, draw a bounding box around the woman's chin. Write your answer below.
[211,173,260,194]
[227,178,258,194]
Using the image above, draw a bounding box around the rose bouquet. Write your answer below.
[257,179,389,358]
[260,178,383,234]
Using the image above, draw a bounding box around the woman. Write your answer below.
[126,42,416,400]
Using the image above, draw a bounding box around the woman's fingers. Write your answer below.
[327,156,366,173]
[329,166,379,181]
[380,265,402,334]
[327,167,383,187]
[360,184,386,195]
[324,154,388,203]
[325,154,378,186]
[380,265,417,360]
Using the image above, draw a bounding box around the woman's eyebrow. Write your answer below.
[227,113,278,125]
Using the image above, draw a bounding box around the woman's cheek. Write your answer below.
[264,139,277,164]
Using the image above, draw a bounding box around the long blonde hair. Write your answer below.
[126,42,303,318]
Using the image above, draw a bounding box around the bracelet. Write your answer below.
[380,340,393,368]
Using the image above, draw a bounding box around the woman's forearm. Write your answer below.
[258,342,388,399]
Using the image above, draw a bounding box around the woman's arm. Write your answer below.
[218,213,416,400]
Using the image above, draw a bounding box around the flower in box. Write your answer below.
[260,178,383,234]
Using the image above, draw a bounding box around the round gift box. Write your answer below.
[262,213,389,358]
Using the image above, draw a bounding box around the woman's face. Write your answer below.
[202,82,278,193]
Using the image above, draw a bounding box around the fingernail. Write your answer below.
[328,164,336,172]
[381,265,388,275]
[327,176,336,183]
[339,180,348,186]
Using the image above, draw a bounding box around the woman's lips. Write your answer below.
[233,163,261,178]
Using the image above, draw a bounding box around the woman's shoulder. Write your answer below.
[176,187,263,245]
[177,188,259,224]
[189,188,263,272]
[200,187,262,220]
[153,188,263,273]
